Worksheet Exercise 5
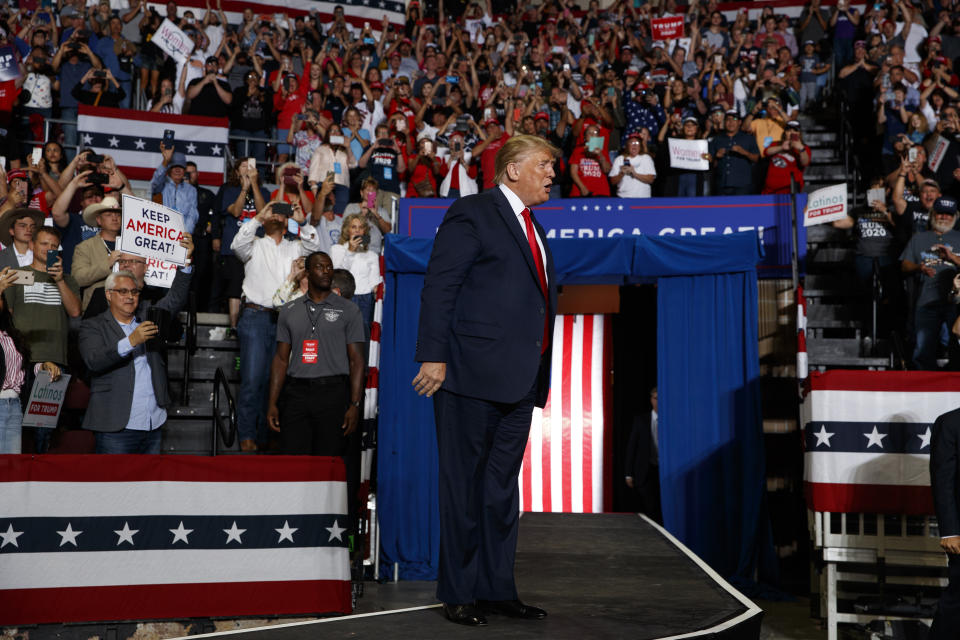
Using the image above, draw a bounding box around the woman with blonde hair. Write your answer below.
[329,213,379,337]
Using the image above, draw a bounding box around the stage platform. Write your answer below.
[180,513,762,640]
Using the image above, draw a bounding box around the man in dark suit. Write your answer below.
[930,408,960,638]
[79,236,193,454]
[624,387,661,524]
[413,135,559,627]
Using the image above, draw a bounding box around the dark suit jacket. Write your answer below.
[931,408,960,537]
[0,246,21,271]
[625,411,656,488]
[79,269,192,432]
[416,186,557,407]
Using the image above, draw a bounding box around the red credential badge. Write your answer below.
[302,340,319,364]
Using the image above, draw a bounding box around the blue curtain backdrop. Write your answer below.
[657,272,772,584]
[378,233,770,582]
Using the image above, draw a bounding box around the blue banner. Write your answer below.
[396,194,807,278]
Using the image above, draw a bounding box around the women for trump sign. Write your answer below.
[119,194,187,266]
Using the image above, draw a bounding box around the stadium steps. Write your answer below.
[163,312,242,455]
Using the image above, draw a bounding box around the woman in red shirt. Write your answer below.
[761,121,811,194]
[569,124,612,197]
[405,137,447,198]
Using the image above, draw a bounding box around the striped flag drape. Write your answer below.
[0,455,351,625]
[519,314,611,514]
[77,106,229,184]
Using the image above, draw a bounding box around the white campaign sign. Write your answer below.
[151,19,193,63]
[120,194,187,266]
[111,257,178,289]
[804,183,848,227]
[667,138,709,171]
[22,372,72,429]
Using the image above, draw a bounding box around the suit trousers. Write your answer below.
[433,381,536,605]
[931,552,960,639]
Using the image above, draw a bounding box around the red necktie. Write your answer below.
[521,207,550,354]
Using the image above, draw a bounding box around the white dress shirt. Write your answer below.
[330,243,380,295]
[498,183,548,287]
[230,218,323,308]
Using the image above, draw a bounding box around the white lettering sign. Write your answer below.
[804,183,848,227]
[120,194,187,266]
[668,138,709,171]
[22,372,72,429]
[151,19,193,63]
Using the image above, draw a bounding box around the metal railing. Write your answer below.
[179,293,197,407]
[211,366,237,456]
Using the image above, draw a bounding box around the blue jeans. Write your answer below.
[237,307,277,445]
[231,128,268,163]
[96,428,162,454]
[61,107,78,152]
[333,184,350,214]
[677,173,699,197]
[353,292,374,341]
[0,397,22,454]
[276,128,291,156]
[914,303,957,370]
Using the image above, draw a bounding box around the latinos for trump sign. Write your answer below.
[0,455,351,624]
[651,16,684,41]
[667,138,710,171]
[120,194,187,266]
[803,183,847,227]
[150,19,193,63]
[21,372,71,429]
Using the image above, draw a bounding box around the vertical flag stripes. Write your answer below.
[520,314,611,514]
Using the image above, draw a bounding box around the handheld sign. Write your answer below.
[111,256,178,289]
[804,183,848,227]
[651,16,684,41]
[151,18,193,63]
[22,371,72,429]
[0,46,20,82]
[120,193,187,266]
[667,138,709,171]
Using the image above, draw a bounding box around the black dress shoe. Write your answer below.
[476,599,547,620]
[442,603,488,626]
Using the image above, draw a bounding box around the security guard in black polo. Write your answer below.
[266,251,366,455]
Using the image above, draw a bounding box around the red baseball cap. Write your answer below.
[6,169,27,183]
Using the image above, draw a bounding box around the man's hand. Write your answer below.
[0,267,18,294]
[129,320,159,347]
[942,535,960,554]
[267,404,281,431]
[160,142,174,166]
[342,404,359,435]
[48,257,65,282]
[108,249,124,266]
[412,361,446,397]
[922,265,937,278]
[180,232,195,259]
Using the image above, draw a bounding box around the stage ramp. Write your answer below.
[176,513,762,640]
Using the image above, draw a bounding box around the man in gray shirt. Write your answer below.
[901,197,960,369]
[266,251,365,455]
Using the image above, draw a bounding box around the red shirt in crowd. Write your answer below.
[568,146,611,197]
[479,131,510,190]
[762,145,811,194]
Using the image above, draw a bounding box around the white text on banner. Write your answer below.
[120,194,187,266]
[804,183,848,227]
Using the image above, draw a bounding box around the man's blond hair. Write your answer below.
[494,135,560,186]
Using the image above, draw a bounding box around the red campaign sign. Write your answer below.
[651,16,684,41]
[28,401,59,417]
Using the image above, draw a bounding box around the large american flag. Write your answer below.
[77,106,230,185]
[802,371,960,515]
[0,455,351,625]
[520,314,612,514]
[150,0,406,31]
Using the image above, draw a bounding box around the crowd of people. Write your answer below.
[831,0,960,370]
[7,0,960,459]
